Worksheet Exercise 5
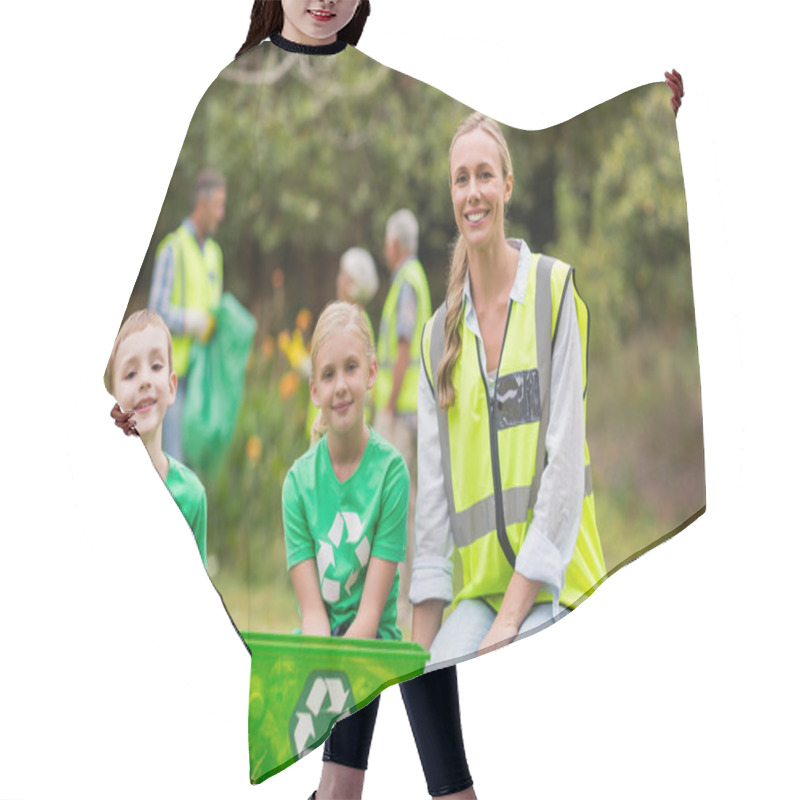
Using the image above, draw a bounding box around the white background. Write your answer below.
[2,1,797,798]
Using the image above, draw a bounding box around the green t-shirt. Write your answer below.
[282,428,408,640]
[165,455,208,567]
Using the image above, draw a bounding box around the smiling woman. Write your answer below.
[237,0,371,57]
[410,111,607,668]
[448,126,516,306]
[282,0,362,46]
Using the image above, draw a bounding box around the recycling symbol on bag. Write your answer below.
[290,670,353,756]
[316,511,371,604]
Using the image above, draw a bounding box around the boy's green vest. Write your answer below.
[375,258,431,414]
[421,253,605,612]
[158,225,223,377]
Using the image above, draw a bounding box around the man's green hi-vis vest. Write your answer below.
[375,258,431,414]
[159,225,223,377]
[421,253,606,612]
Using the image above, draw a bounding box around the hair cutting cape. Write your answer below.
[111,38,703,784]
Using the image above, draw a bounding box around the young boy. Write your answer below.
[105,309,208,567]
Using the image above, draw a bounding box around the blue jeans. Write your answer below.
[428,598,569,669]
[162,377,185,461]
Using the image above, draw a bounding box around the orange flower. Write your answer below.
[279,371,300,399]
[295,308,313,334]
[261,335,275,360]
[277,330,290,352]
[245,435,262,463]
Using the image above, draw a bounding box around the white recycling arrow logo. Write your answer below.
[341,512,364,542]
[316,511,371,603]
[291,671,353,755]
[293,711,315,754]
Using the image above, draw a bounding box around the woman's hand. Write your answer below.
[478,616,520,655]
[478,572,542,655]
[110,403,138,436]
[410,598,446,651]
[665,69,684,115]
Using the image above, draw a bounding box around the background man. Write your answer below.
[148,170,226,461]
[374,208,431,628]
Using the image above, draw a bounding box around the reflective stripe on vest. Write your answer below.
[374,258,431,414]
[162,226,223,376]
[422,253,606,610]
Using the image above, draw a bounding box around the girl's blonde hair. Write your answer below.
[104,309,173,394]
[309,300,375,445]
[437,112,513,409]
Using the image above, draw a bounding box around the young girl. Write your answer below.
[284,300,407,640]
[282,301,408,798]
[284,302,475,800]
[305,247,379,442]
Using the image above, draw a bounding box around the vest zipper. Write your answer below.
[476,302,517,568]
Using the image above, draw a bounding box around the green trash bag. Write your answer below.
[243,632,430,783]
[182,292,256,476]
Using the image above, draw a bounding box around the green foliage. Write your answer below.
[550,84,694,343]
[589,328,704,571]
[205,335,309,598]
[544,85,703,568]
[133,47,470,322]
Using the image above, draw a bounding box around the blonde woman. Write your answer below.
[411,112,605,666]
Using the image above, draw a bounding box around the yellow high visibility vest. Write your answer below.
[421,253,606,611]
[159,224,223,377]
[374,258,431,414]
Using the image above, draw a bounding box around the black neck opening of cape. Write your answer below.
[270,32,347,55]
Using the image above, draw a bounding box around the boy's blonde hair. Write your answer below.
[104,309,173,394]
[309,301,375,445]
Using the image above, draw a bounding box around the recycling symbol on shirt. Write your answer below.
[316,511,371,605]
[290,670,353,756]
